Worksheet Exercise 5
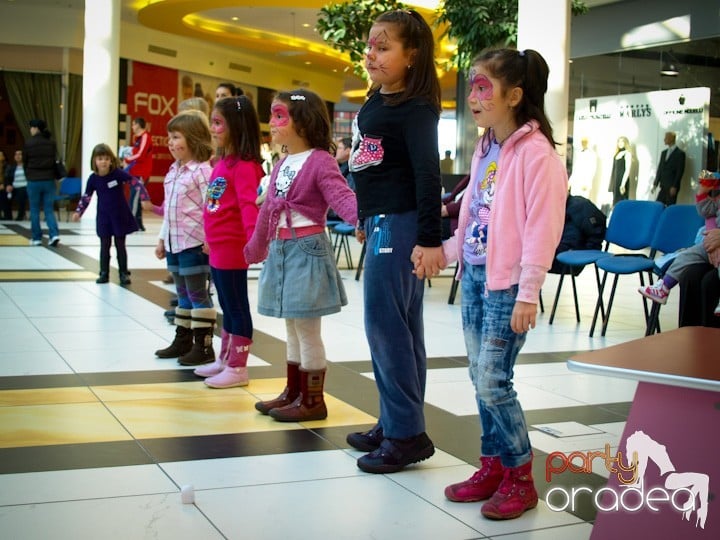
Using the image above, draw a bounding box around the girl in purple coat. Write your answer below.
[244,89,357,422]
[72,143,149,284]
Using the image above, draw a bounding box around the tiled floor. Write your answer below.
[0,213,683,539]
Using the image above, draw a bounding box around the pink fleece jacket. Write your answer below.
[443,121,568,304]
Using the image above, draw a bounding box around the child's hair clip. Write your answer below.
[290,94,306,101]
[236,99,243,110]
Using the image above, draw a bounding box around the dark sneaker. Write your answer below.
[357,432,434,474]
[347,424,384,452]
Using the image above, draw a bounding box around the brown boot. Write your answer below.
[155,308,192,358]
[178,308,216,366]
[255,362,300,414]
[269,368,327,422]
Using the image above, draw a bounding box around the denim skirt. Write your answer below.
[258,232,347,318]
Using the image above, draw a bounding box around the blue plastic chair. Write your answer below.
[332,222,356,269]
[643,204,705,335]
[589,200,666,337]
[53,177,82,221]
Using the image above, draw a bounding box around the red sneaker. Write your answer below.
[445,456,503,502]
[481,460,538,520]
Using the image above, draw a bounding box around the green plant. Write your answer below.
[316,0,408,78]
[316,0,589,77]
[437,0,589,72]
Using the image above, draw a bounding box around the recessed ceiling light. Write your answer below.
[231,16,239,21]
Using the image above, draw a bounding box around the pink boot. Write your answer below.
[204,335,251,388]
[481,458,538,520]
[194,328,230,378]
[445,456,503,502]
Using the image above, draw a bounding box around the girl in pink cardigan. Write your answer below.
[433,49,567,520]
[244,89,357,422]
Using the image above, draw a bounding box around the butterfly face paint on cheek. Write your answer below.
[270,103,290,128]
[468,68,494,102]
[211,113,226,135]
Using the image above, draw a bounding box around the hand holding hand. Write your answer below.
[412,245,446,280]
[71,212,80,223]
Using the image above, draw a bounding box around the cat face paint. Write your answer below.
[270,102,290,128]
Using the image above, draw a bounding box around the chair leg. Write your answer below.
[600,274,620,337]
[548,271,566,325]
[570,274,580,323]
[448,262,460,305]
[593,265,606,321]
[355,242,366,281]
[539,289,544,313]
[645,303,661,336]
[589,270,608,337]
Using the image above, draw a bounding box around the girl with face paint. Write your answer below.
[439,49,568,520]
[243,89,357,422]
[193,96,265,388]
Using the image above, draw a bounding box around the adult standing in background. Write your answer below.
[23,119,60,246]
[336,137,355,191]
[653,131,685,206]
[569,137,597,198]
[3,150,29,221]
[124,117,153,231]
[440,150,454,174]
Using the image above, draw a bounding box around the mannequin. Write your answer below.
[609,136,632,207]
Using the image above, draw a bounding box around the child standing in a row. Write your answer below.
[194,95,265,388]
[154,111,216,366]
[244,89,357,421]
[345,9,444,474]
[72,143,150,284]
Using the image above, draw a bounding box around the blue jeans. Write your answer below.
[461,262,531,468]
[26,180,59,241]
[363,211,427,439]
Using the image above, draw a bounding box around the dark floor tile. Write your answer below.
[0,441,154,474]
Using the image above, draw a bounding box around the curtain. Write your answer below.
[66,74,83,175]
[5,71,63,156]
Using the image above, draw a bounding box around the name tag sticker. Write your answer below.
[108,180,118,188]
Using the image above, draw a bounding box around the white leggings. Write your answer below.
[285,318,326,371]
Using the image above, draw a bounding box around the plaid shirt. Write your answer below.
[159,159,212,253]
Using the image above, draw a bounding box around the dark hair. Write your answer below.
[274,89,334,153]
[167,110,214,163]
[90,143,121,173]
[339,137,352,149]
[133,117,146,129]
[472,48,557,148]
[212,96,262,163]
[217,82,244,97]
[368,9,441,113]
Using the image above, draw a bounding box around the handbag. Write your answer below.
[54,159,67,179]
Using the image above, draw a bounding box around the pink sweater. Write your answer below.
[244,149,357,264]
[204,156,265,270]
[443,121,568,304]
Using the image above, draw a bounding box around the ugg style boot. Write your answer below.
[480,459,538,520]
[445,456,504,502]
[178,307,216,366]
[204,335,251,388]
[194,328,230,378]
[155,307,193,358]
[269,368,327,422]
[255,362,300,414]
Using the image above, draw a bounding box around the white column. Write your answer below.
[517,0,570,164]
[81,0,121,218]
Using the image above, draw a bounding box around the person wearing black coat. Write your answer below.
[23,119,60,246]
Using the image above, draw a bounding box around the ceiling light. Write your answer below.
[660,62,679,76]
